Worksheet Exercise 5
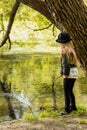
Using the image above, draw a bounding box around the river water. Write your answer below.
[0,53,87,122]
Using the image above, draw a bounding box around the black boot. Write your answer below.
[71,106,77,111]
[60,108,71,116]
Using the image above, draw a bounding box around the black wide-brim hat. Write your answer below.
[56,32,72,43]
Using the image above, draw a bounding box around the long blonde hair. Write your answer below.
[61,42,77,65]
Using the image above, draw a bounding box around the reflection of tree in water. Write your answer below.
[0,73,16,119]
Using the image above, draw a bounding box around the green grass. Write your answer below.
[39,110,59,118]
[23,104,87,121]
[23,107,60,121]
[78,119,87,124]
[23,113,38,121]
[71,104,87,116]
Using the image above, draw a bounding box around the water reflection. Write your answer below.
[0,54,87,122]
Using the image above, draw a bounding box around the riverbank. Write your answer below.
[1,44,60,55]
[0,114,87,130]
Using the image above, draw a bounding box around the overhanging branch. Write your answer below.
[0,0,21,47]
[26,23,52,31]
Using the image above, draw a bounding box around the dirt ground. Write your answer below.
[0,115,87,130]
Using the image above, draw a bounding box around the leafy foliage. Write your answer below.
[0,0,15,19]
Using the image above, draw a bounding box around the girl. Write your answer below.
[56,32,78,115]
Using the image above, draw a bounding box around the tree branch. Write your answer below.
[0,14,12,49]
[0,14,5,34]
[26,23,52,31]
[0,0,21,47]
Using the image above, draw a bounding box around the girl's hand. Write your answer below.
[63,75,69,78]
[55,74,62,82]
[57,74,62,79]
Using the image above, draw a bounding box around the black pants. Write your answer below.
[63,78,76,112]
